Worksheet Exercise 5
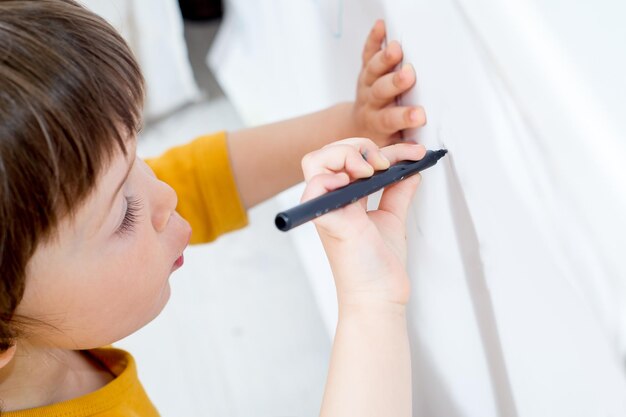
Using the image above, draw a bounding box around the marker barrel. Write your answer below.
[275,149,447,231]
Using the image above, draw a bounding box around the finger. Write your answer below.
[360,41,403,87]
[362,19,386,68]
[302,143,375,181]
[301,172,365,236]
[369,63,416,108]
[373,106,427,134]
[379,142,427,165]
[300,172,350,203]
[378,173,422,225]
[301,139,390,182]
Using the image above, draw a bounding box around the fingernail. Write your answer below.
[410,108,421,121]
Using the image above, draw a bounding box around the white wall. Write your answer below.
[210,1,626,415]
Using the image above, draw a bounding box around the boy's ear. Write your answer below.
[0,343,17,369]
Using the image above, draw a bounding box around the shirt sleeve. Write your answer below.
[144,131,248,244]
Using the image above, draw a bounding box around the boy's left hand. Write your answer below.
[351,20,426,146]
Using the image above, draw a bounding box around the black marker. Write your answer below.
[275,149,448,231]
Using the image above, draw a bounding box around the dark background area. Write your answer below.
[178,0,223,21]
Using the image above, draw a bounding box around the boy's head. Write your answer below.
[0,0,191,360]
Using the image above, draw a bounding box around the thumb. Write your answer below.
[377,173,422,224]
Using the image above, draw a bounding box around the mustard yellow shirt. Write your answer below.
[6,132,248,416]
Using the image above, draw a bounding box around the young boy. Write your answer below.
[0,1,427,415]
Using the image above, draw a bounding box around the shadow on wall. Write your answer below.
[408,323,465,417]
[443,153,518,417]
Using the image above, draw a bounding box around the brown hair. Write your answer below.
[0,0,145,351]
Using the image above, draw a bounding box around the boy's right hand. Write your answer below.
[300,138,426,311]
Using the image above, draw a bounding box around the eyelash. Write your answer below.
[117,196,143,235]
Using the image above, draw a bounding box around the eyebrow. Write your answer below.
[108,155,135,211]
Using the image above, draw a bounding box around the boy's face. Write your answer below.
[16,139,192,349]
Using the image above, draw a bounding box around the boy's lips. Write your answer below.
[171,228,192,272]
[172,254,184,271]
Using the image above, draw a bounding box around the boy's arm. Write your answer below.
[227,102,357,208]
[297,138,425,416]
[320,306,411,417]
[227,20,426,209]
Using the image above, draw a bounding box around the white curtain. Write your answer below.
[81,0,201,121]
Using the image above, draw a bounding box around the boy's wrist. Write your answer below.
[328,101,362,139]
[338,297,408,322]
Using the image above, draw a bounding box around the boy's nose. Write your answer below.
[151,180,178,232]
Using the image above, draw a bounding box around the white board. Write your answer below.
[210,1,626,415]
